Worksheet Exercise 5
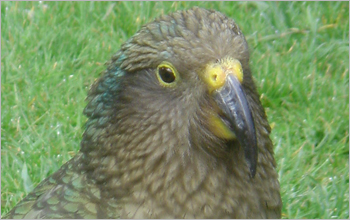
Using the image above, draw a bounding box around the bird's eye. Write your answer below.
[156,62,179,87]
[159,67,175,83]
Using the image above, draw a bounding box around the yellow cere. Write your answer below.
[203,64,227,93]
[203,57,243,93]
[221,57,243,83]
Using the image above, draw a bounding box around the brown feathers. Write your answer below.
[4,7,281,219]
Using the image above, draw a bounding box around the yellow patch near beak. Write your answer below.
[208,113,237,139]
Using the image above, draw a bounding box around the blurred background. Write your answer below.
[1,2,349,218]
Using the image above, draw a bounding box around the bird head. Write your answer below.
[81,7,267,185]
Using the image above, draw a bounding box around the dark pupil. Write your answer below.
[159,67,175,83]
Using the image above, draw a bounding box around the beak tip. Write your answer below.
[249,162,257,178]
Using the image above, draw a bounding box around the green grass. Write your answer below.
[1,1,348,218]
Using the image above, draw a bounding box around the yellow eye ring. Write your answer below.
[156,62,179,87]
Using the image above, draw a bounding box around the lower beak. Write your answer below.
[213,74,257,177]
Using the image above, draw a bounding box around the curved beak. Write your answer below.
[213,74,257,177]
[202,58,257,177]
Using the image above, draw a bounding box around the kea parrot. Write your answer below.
[3,7,282,218]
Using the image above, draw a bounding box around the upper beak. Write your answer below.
[203,58,257,177]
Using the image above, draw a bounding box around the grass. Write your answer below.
[1,1,348,218]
